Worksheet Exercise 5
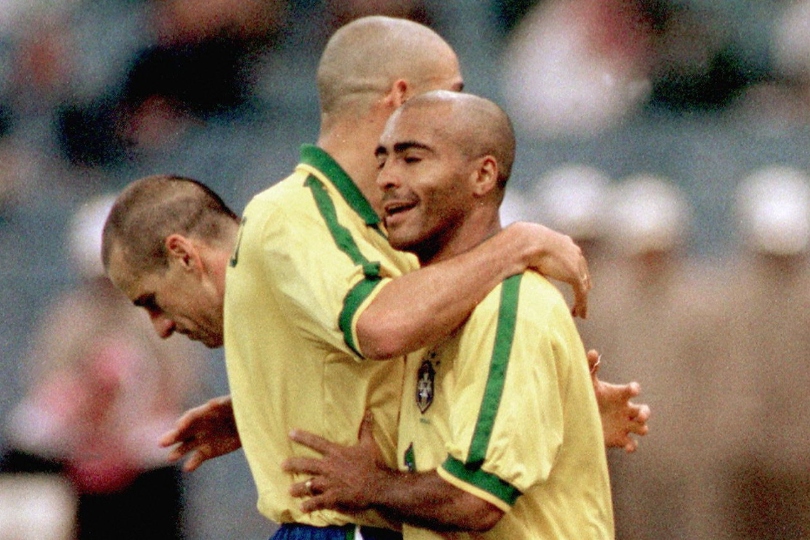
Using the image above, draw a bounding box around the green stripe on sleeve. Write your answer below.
[442,455,522,506]
[467,274,522,465]
[339,276,382,356]
[305,175,383,356]
[305,176,381,275]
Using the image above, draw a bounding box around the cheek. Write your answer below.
[425,179,467,215]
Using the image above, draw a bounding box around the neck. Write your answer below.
[317,109,390,216]
[205,224,240,297]
[418,206,503,267]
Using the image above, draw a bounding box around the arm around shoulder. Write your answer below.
[356,222,589,359]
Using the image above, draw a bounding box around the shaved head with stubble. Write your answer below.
[397,90,516,189]
[316,16,463,126]
[313,16,465,215]
[375,91,517,265]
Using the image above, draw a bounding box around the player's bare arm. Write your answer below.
[588,349,651,452]
[283,413,504,532]
[159,395,241,472]
[357,222,590,359]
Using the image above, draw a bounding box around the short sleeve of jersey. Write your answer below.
[234,171,411,359]
[437,272,583,511]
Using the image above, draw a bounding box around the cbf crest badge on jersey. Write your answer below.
[416,352,436,414]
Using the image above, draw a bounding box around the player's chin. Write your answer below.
[386,228,417,252]
[192,333,223,349]
[204,336,224,349]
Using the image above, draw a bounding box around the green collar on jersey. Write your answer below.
[299,144,381,227]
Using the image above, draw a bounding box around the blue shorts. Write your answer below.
[270,523,402,540]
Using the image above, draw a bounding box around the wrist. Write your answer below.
[502,222,543,273]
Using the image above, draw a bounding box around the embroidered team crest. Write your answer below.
[416,355,436,414]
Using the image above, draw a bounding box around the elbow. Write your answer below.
[455,494,505,532]
[357,332,405,361]
[465,507,504,532]
[356,313,411,360]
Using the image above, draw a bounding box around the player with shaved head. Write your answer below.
[223,16,600,539]
[105,16,647,540]
[284,91,614,539]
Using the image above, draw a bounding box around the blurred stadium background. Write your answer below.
[2,0,810,538]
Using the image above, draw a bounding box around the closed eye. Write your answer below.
[374,146,388,170]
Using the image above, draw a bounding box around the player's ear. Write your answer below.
[382,79,410,109]
[470,155,499,197]
[165,234,200,273]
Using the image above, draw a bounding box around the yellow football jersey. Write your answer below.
[398,273,614,539]
[225,145,416,527]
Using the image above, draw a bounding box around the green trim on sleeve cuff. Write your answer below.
[442,455,521,507]
[339,276,383,356]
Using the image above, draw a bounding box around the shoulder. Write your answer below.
[516,271,567,307]
[242,169,329,229]
[463,272,572,343]
[247,168,313,208]
[479,271,566,314]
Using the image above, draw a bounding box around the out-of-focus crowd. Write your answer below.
[509,164,810,540]
[3,0,810,539]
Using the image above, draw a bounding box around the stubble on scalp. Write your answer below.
[316,16,458,119]
[101,175,238,277]
[397,91,516,188]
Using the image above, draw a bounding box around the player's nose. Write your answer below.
[150,313,176,339]
[376,163,400,190]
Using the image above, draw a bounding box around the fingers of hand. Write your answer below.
[183,452,205,472]
[637,404,651,423]
[166,447,184,463]
[301,494,330,513]
[289,429,332,454]
[290,480,310,498]
[290,477,322,498]
[282,457,322,476]
[571,299,587,319]
[158,429,180,447]
[575,289,589,318]
[580,273,591,293]
[175,434,205,455]
[631,407,651,436]
[175,405,210,433]
[612,381,640,400]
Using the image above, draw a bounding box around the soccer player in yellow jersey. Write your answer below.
[102,16,645,540]
[283,91,614,539]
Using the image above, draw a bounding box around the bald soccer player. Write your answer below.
[223,17,590,540]
[103,172,641,540]
[104,16,647,540]
[284,91,613,539]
